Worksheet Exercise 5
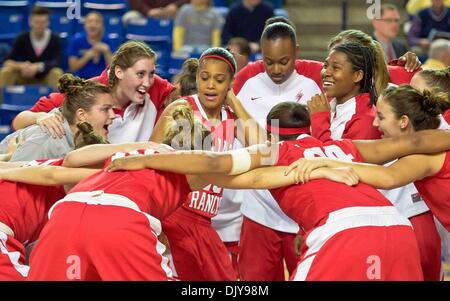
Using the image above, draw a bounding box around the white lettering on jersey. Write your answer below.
[303,145,354,162]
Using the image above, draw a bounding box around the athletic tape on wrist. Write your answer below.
[228,149,252,175]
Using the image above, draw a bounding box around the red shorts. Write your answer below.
[28,193,173,280]
[223,241,239,280]
[162,207,235,280]
[410,211,442,281]
[0,231,28,280]
[239,216,298,281]
[291,206,423,281]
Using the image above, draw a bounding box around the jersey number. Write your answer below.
[303,145,354,161]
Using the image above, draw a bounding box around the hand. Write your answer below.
[163,4,178,18]
[397,51,421,72]
[321,167,359,186]
[225,89,239,107]
[284,157,330,184]
[147,8,164,18]
[293,234,303,257]
[20,62,39,78]
[36,112,65,139]
[93,42,110,55]
[307,93,330,114]
[419,39,431,50]
[107,156,149,172]
[6,134,24,154]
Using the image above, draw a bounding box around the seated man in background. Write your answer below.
[422,38,450,69]
[0,6,63,89]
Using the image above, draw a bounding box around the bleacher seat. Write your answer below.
[1,85,52,107]
[274,8,288,18]
[126,18,173,45]
[0,1,29,42]
[213,0,229,7]
[83,0,128,15]
[0,85,53,131]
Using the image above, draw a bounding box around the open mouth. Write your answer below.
[204,93,218,101]
[137,87,147,97]
[271,75,284,82]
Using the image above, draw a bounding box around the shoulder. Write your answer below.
[234,61,265,93]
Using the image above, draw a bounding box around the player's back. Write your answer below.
[271,136,393,231]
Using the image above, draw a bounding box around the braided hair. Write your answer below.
[333,42,378,106]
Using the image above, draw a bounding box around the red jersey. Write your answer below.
[444,110,450,125]
[68,149,192,221]
[414,151,450,231]
[178,95,235,219]
[310,93,381,142]
[270,136,392,232]
[0,159,66,245]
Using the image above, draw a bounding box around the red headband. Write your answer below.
[266,124,310,135]
[200,55,235,74]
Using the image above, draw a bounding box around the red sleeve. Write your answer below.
[444,110,450,124]
[28,92,65,113]
[149,75,175,112]
[310,111,333,142]
[388,65,421,85]
[233,61,265,94]
[342,116,381,140]
[295,60,324,90]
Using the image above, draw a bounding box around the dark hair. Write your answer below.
[332,42,377,106]
[58,74,111,125]
[264,16,296,30]
[199,47,237,76]
[177,58,199,96]
[382,85,450,131]
[227,37,251,57]
[266,102,310,141]
[73,122,109,149]
[31,6,50,16]
[260,21,297,45]
[109,40,156,88]
[162,105,212,150]
[328,30,389,96]
[418,67,450,96]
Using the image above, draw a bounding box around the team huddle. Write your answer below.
[0,18,449,281]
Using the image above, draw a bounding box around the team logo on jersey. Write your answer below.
[295,91,304,102]
[251,96,262,101]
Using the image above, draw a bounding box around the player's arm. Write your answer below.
[63,141,171,167]
[354,129,450,164]
[286,153,441,189]
[149,99,189,143]
[0,166,100,185]
[187,166,359,191]
[107,143,278,175]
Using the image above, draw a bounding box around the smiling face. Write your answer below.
[196,58,233,114]
[321,49,363,103]
[115,57,156,104]
[261,37,297,85]
[79,92,115,138]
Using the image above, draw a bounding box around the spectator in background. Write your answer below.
[173,0,223,54]
[227,37,251,72]
[0,6,63,89]
[68,11,113,79]
[406,0,450,16]
[123,0,189,24]
[221,0,274,53]
[408,0,450,52]
[422,38,450,69]
[371,4,408,62]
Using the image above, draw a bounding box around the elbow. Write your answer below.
[376,174,399,190]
